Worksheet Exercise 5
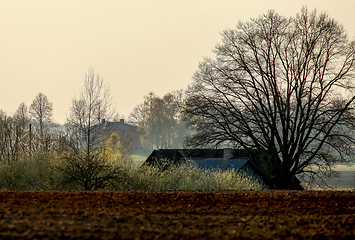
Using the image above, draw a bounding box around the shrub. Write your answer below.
[57,133,133,190]
[116,161,261,191]
[57,150,131,190]
[0,152,59,190]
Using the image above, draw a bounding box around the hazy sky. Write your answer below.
[1,1,355,123]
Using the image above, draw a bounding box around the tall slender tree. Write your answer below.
[61,67,119,190]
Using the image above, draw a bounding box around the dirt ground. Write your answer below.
[0,191,355,239]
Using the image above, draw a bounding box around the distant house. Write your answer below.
[97,119,142,150]
[143,148,304,190]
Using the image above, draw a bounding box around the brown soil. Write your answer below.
[0,191,355,239]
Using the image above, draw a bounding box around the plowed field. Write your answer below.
[0,191,355,239]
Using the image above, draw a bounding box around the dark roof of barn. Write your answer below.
[193,158,249,170]
[144,149,252,165]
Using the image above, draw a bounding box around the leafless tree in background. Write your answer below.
[66,67,114,153]
[0,102,63,162]
[0,111,19,162]
[29,93,53,138]
[14,102,30,128]
[184,8,355,189]
[0,108,30,162]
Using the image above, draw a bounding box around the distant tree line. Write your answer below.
[0,93,66,162]
[129,90,190,150]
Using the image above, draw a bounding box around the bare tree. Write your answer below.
[0,109,30,162]
[0,111,19,162]
[61,67,119,190]
[184,8,355,189]
[66,67,113,153]
[0,103,59,162]
[13,103,31,156]
[29,93,53,138]
[14,102,30,128]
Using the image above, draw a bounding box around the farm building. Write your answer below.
[143,148,304,190]
[97,119,142,151]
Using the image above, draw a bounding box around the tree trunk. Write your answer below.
[276,172,303,190]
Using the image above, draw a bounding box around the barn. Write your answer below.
[142,148,299,190]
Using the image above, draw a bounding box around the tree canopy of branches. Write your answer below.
[184,8,355,189]
[14,102,30,128]
[130,90,187,149]
[66,68,113,153]
[0,111,25,162]
[29,92,53,138]
[61,67,120,190]
[0,104,62,162]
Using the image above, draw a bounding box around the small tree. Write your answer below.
[184,8,355,189]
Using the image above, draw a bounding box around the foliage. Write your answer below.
[184,8,355,189]
[0,152,59,190]
[121,160,260,191]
